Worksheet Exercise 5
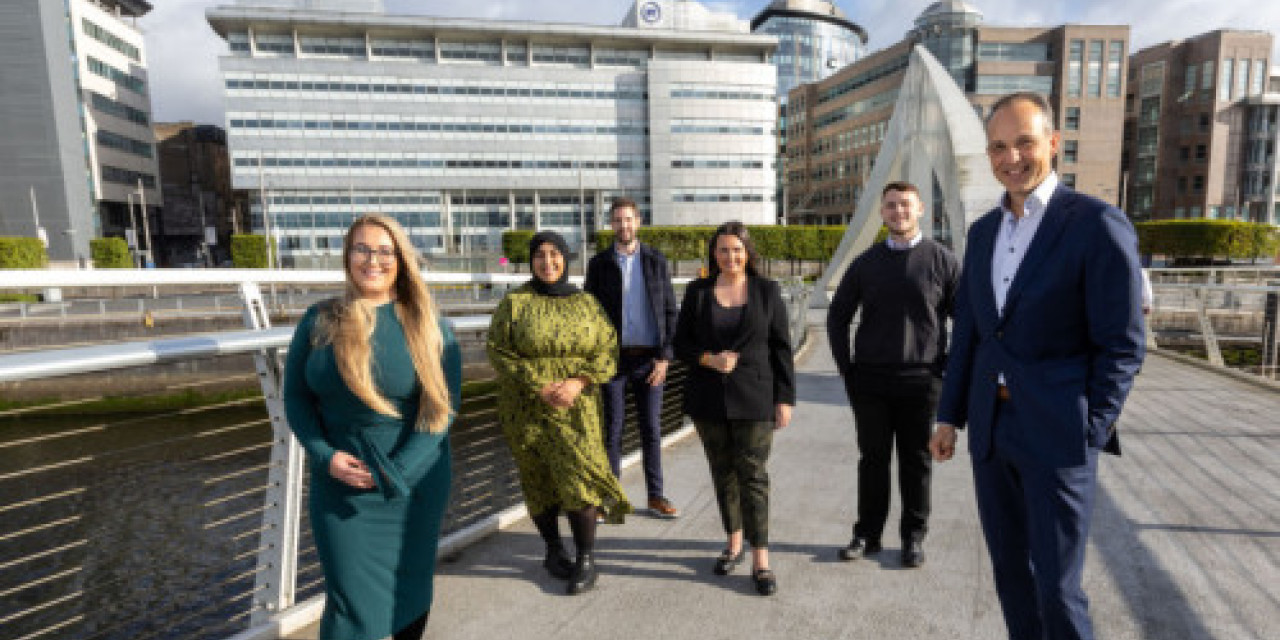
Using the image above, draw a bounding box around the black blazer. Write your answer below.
[584,243,679,361]
[673,275,796,422]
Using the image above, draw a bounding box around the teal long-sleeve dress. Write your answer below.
[283,301,462,640]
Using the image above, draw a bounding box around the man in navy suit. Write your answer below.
[929,92,1145,640]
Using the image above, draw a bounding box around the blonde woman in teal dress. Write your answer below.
[488,231,631,595]
[284,215,461,640]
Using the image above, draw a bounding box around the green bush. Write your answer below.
[90,237,132,268]
[231,234,276,268]
[502,231,536,265]
[520,226,855,265]
[1137,220,1279,262]
[0,237,48,268]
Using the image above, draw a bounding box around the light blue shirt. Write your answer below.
[992,172,1059,314]
[992,172,1058,385]
[616,246,660,348]
[885,231,923,251]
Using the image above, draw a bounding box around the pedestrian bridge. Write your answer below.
[282,333,1280,640]
[1,271,1278,640]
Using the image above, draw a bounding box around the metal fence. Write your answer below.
[1146,268,1280,377]
[0,270,810,640]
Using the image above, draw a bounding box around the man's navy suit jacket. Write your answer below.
[936,185,1146,467]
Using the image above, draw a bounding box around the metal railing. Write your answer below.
[0,270,808,640]
[1146,268,1280,378]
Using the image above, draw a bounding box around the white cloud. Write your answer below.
[140,0,1280,125]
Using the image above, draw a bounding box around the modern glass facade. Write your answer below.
[753,14,866,99]
[208,0,777,266]
[910,0,983,91]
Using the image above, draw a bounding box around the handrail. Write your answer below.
[0,317,492,383]
[0,269,694,289]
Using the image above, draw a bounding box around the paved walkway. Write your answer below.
[291,336,1280,640]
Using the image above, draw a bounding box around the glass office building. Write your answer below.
[207,0,778,266]
[751,1,867,99]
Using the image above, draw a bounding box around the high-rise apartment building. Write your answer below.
[1123,30,1274,222]
[206,0,777,267]
[784,0,1129,225]
[0,0,161,265]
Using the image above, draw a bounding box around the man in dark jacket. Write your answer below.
[827,181,959,568]
[584,198,680,518]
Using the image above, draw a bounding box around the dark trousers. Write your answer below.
[848,383,937,544]
[601,354,665,499]
[693,419,773,548]
[973,398,1099,640]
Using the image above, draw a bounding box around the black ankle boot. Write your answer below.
[543,544,573,580]
[566,552,598,595]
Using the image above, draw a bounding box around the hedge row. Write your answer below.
[501,226,850,264]
[0,237,48,269]
[90,237,132,268]
[1136,220,1279,261]
[231,234,277,268]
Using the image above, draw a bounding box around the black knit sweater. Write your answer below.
[826,238,959,395]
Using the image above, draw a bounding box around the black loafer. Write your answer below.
[753,568,778,596]
[713,549,745,575]
[838,536,882,561]
[901,541,925,568]
[543,545,573,580]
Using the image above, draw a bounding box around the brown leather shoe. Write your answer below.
[647,496,680,519]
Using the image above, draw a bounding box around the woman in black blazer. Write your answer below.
[673,221,795,596]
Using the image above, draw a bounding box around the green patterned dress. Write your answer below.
[283,302,461,640]
[487,284,631,522]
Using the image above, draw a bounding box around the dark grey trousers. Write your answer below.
[693,419,774,548]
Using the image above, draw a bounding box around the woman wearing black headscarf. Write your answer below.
[487,231,631,595]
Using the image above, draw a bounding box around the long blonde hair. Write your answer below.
[318,214,452,433]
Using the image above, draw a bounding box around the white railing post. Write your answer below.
[1195,287,1225,367]
[241,282,306,626]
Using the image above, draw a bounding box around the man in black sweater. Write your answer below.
[826,181,959,568]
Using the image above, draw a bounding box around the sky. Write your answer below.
[140,0,1280,126]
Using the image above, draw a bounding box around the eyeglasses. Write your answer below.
[351,244,398,263]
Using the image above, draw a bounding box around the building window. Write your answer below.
[82,18,141,61]
[96,130,153,158]
[1064,107,1080,130]
[1237,58,1250,98]
[1174,207,1185,219]
[974,75,1054,96]
[1184,64,1197,97]
[1176,176,1187,195]
[1068,40,1083,98]
[1087,40,1103,97]
[1199,113,1211,132]
[1106,40,1123,97]
[1179,146,1190,160]
[976,42,1049,62]
[1063,140,1079,163]
[1061,173,1076,188]
[1195,144,1207,161]
[1253,59,1267,95]
[1192,175,1205,192]
[1190,206,1202,218]
[86,56,145,95]
[101,165,156,188]
[1220,58,1233,101]
[1201,60,1215,90]
[90,92,148,126]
